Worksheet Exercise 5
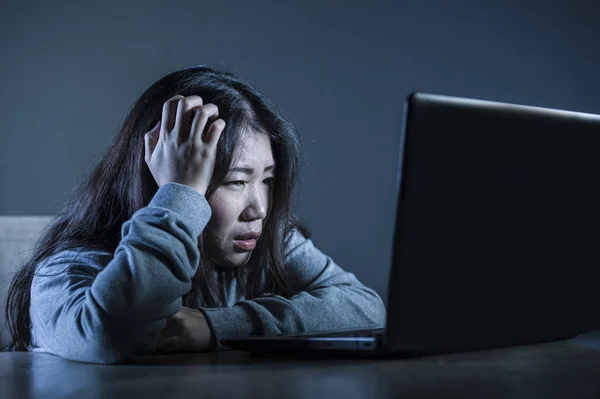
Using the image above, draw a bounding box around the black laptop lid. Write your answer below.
[386,93,600,352]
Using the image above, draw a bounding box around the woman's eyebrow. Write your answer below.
[229,165,275,174]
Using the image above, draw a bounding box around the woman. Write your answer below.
[4,65,386,364]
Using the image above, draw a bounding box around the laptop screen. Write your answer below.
[387,93,600,350]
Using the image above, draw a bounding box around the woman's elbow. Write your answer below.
[35,328,136,364]
[343,286,387,326]
[365,292,387,326]
[53,341,134,364]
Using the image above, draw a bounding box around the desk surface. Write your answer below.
[2,334,600,399]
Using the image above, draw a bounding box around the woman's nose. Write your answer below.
[241,189,268,221]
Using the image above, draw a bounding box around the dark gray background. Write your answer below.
[1,0,599,301]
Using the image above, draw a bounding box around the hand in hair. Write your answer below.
[155,307,216,353]
[144,95,226,196]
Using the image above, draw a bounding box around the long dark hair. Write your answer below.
[4,65,309,351]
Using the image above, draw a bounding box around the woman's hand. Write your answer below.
[144,95,226,196]
[155,306,215,354]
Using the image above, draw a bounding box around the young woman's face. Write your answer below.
[204,131,275,267]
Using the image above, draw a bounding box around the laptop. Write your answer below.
[221,92,600,357]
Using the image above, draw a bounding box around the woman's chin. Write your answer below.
[217,251,253,268]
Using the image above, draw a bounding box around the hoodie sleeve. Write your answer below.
[201,229,386,346]
[29,183,211,364]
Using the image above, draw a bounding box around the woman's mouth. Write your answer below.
[233,232,261,251]
[234,239,257,251]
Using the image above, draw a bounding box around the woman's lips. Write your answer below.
[234,239,257,251]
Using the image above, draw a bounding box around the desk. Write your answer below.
[2,334,600,399]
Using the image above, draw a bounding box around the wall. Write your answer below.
[1,0,599,300]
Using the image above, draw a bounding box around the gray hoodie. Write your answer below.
[29,183,386,364]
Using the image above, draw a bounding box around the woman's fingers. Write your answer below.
[156,336,182,354]
[147,95,223,196]
[204,118,226,148]
[157,323,178,343]
[174,96,204,142]
[161,95,184,134]
[189,103,219,146]
[144,121,160,164]
[156,315,181,353]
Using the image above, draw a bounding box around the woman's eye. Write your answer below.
[263,177,275,187]
[225,181,246,187]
